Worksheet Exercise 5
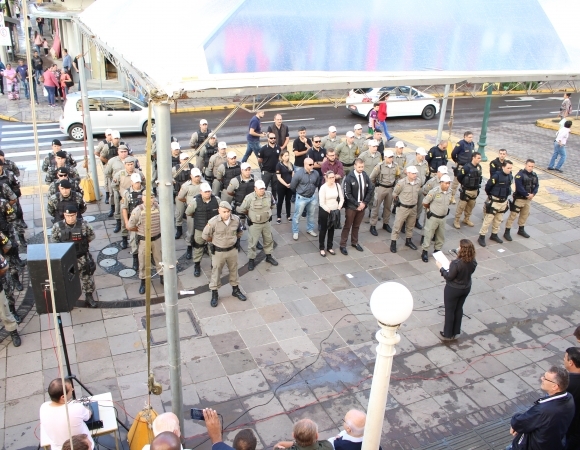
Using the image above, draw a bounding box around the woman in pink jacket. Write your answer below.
[43,67,58,106]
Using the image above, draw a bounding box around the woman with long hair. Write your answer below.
[436,239,477,340]
[318,170,344,257]
[275,149,294,223]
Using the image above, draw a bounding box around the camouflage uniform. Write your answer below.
[42,152,76,183]
[45,164,80,184]
[0,169,25,235]
[121,187,145,254]
[47,192,87,223]
[51,219,96,295]
[48,178,84,196]
[0,200,24,309]
[2,159,20,177]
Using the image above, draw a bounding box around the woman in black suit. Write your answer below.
[436,239,477,340]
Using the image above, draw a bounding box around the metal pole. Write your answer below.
[436,84,450,144]
[477,84,493,162]
[361,324,400,450]
[153,101,183,434]
[74,23,101,200]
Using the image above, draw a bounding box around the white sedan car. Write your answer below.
[346,86,440,120]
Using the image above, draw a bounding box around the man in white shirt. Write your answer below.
[548,120,572,172]
[328,410,368,450]
[142,412,183,450]
[39,378,94,450]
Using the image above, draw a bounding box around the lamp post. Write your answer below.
[477,84,494,162]
[361,282,414,450]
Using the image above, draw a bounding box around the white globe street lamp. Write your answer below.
[361,282,414,450]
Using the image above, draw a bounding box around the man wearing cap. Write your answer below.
[177,168,203,260]
[189,119,212,149]
[450,131,475,204]
[290,158,319,240]
[0,150,21,177]
[453,152,483,229]
[393,141,407,170]
[391,166,420,253]
[237,180,278,271]
[44,151,80,184]
[104,144,130,220]
[202,201,247,307]
[411,148,429,230]
[353,125,367,153]
[242,110,266,163]
[42,139,77,180]
[99,130,122,163]
[321,126,342,152]
[421,174,452,262]
[95,129,113,159]
[0,253,22,346]
[169,141,182,167]
[48,167,83,196]
[51,205,98,307]
[336,132,359,178]
[370,149,400,235]
[121,174,145,271]
[216,151,241,202]
[426,141,449,176]
[359,140,382,178]
[321,149,345,184]
[172,154,196,239]
[113,157,145,246]
[0,197,26,298]
[259,133,282,199]
[227,162,255,231]
[0,171,21,245]
[128,191,163,295]
[185,183,220,277]
[267,114,289,151]
[206,142,228,192]
[293,126,312,170]
[0,160,27,233]
[197,134,219,172]
[363,129,386,157]
[47,180,87,223]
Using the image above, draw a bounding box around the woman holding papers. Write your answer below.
[436,239,477,340]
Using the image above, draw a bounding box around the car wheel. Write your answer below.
[69,123,85,141]
[422,105,436,120]
[142,119,155,136]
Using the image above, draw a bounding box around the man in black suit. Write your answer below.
[340,158,374,255]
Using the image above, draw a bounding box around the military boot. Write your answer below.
[175,226,182,239]
[108,204,115,217]
[248,259,255,271]
[193,262,201,277]
[232,286,247,301]
[105,192,110,204]
[453,219,461,229]
[503,228,513,241]
[85,293,97,308]
[12,273,23,291]
[401,223,406,234]
[139,279,146,294]
[405,238,417,250]
[18,233,26,246]
[132,254,139,271]
[390,240,397,253]
[8,303,21,324]
[265,255,278,266]
[10,330,21,347]
[211,290,219,307]
[370,226,378,236]
[490,233,503,244]
[420,236,425,245]
[421,250,429,263]
[186,246,193,260]
[256,241,263,250]
[518,226,530,238]
[113,219,121,233]
[121,236,128,249]
[415,220,423,230]
[478,235,486,247]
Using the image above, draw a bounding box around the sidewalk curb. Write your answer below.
[536,117,580,136]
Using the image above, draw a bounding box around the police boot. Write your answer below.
[139,279,146,294]
[14,254,26,267]
[19,219,28,229]
[12,273,23,291]
[383,223,392,233]
[390,240,397,253]
[186,246,193,260]
[193,262,201,277]
[105,192,110,204]
[108,204,115,217]
[175,226,182,239]
[232,286,247,301]
[210,290,219,307]
[266,255,278,266]
[478,235,486,247]
[420,236,424,245]
[132,254,139,271]
[159,276,164,285]
[248,259,255,271]
[503,228,513,241]
[18,233,26,246]
[401,223,406,233]
[490,233,503,244]
[453,219,461,229]
[370,226,378,236]
[405,238,417,250]
[121,236,128,249]
[153,187,157,196]
[84,292,97,308]
[113,219,121,233]
[8,303,21,324]
[415,220,423,230]
[10,330,21,347]
[256,241,263,251]
[518,226,530,238]
[421,250,429,263]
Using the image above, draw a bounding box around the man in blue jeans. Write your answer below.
[241,110,265,163]
[290,158,319,240]
[548,120,572,173]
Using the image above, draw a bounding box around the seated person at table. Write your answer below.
[62,434,93,450]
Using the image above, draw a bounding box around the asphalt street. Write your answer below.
[0,94,570,171]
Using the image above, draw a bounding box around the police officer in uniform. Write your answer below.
[504,159,538,241]
[453,152,483,229]
[172,153,195,239]
[0,253,21,346]
[197,134,218,172]
[185,183,220,277]
[121,174,145,271]
[51,205,97,307]
[390,166,420,253]
[128,191,163,295]
[237,179,278,271]
[394,141,407,170]
[426,141,448,176]
[112,156,145,240]
[336,131,359,178]
[421,174,452,262]
[48,167,83,196]
[206,142,228,194]
[189,119,212,149]
[478,160,514,247]
[42,139,76,183]
[353,124,367,153]
[0,159,27,232]
[321,126,342,152]
[170,141,182,168]
[0,199,26,307]
[489,148,508,178]
[0,150,21,178]
[95,129,113,203]
[411,147,429,230]
[104,144,130,219]
[177,168,203,259]
[450,131,475,204]
[202,201,247,307]
[216,151,241,202]
[47,179,86,223]
[359,139,382,177]
[44,151,80,184]
[227,162,255,231]
[369,149,399,235]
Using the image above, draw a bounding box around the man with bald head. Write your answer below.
[142,412,182,450]
[150,431,182,450]
[274,419,334,450]
[328,409,374,450]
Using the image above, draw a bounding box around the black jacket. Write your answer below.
[440,258,477,289]
[343,170,374,210]
[511,392,575,450]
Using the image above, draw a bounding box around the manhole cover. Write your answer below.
[84,215,96,222]
[99,258,117,267]
[119,268,137,278]
[102,247,119,256]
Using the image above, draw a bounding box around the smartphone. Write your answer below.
[191,408,205,421]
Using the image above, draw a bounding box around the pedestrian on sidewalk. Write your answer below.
[31,51,43,84]
[42,66,58,107]
[60,68,72,102]
[2,64,17,100]
[318,170,344,257]
[73,54,81,91]
[548,121,572,172]
[290,157,319,240]
[377,92,393,141]
[42,38,49,56]
[33,31,42,54]
[241,110,266,163]
[15,60,29,100]
[62,49,72,72]
[0,59,4,95]
[275,150,294,223]
[36,17,45,36]
[559,93,573,120]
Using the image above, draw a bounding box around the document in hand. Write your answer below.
[433,251,450,270]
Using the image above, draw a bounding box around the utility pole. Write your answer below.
[436,84,450,144]
[477,84,493,162]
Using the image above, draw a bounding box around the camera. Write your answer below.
[190,408,205,421]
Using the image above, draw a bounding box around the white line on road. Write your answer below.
[1,123,57,129]
[550,110,579,114]
[0,127,61,135]
[504,97,563,102]
[498,105,532,108]
[4,146,86,158]
[0,140,76,150]
[0,133,68,142]
[262,118,315,123]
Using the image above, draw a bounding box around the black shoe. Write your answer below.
[266,254,278,266]
[186,246,193,260]
[248,259,255,271]
[9,304,21,324]
[547,167,554,170]
[256,241,263,250]
[105,192,110,204]
[421,250,429,263]
[108,205,115,217]
[211,290,219,307]
[132,255,139,271]
[401,223,406,233]
[352,243,364,252]
[232,286,247,301]
[15,256,26,268]
[490,233,503,244]
[478,235,486,247]
[159,276,164,285]
[113,219,121,233]
[390,240,397,253]
[555,168,563,173]
[20,220,28,229]
[340,246,348,255]
[383,223,392,233]
[10,330,21,347]
[139,279,146,294]
[194,262,201,277]
[18,233,26,246]
[420,236,424,245]
[405,238,417,250]
[175,226,182,239]
[370,226,378,236]
[84,292,97,308]
[152,187,157,196]
[415,220,423,230]
[518,226,530,238]
[12,274,23,291]
[504,228,512,241]
[439,331,453,341]
[121,236,128,249]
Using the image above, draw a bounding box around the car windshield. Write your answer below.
[353,88,373,94]
[123,93,147,107]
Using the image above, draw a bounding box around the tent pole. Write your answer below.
[436,84,450,144]
[153,100,184,434]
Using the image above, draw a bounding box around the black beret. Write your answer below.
[64,204,78,213]
[59,179,72,188]
[55,151,68,158]
[52,139,62,146]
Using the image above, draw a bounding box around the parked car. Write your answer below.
[59,90,154,141]
[346,86,440,120]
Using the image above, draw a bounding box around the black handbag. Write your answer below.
[328,185,342,229]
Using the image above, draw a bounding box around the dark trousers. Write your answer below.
[262,171,278,200]
[276,183,292,218]
[340,208,365,247]
[318,207,335,250]
[443,285,471,337]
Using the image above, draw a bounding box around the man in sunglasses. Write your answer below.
[48,166,83,196]
[258,133,281,201]
[307,136,327,188]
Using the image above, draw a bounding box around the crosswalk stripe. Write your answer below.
[1,133,69,142]
[2,123,57,129]
[4,146,87,158]
[0,139,73,150]
[1,127,62,135]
